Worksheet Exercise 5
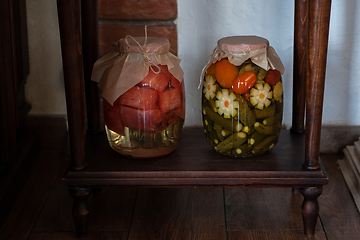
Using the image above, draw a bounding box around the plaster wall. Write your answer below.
[25,0,360,129]
[178,0,360,128]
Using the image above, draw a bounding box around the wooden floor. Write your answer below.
[1,117,360,240]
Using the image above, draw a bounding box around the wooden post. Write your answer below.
[291,0,308,134]
[81,0,101,134]
[57,0,87,170]
[304,0,331,170]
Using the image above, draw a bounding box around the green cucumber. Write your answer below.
[221,128,232,138]
[216,132,247,153]
[248,132,265,146]
[254,122,281,135]
[249,126,255,135]
[242,125,250,134]
[263,112,283,125]
[236,95,256,127]
[251,134,279,155]
[231,143,252,155]
[208,97,217,112]
[257,67,267,81]
[203,115,214,132]
[203,104,243,132]
[276,100,283,113]
[214,123,225,141]
[239,63,260,76]
[253,102,276,120]
[206,129,219,146]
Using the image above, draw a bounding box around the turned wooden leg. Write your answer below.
[69,187,92,238]
[292,187,300,194]
[300,186,322,236]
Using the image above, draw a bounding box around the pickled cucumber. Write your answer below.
[207,97,217,112]
[254,122,281,135]
[251,134,279,155]
[203,115,214,132]
[249,126,255,135]
[203,104,242,132]
[253,102,276,120]
[236,95,256,126]
[221,128,232,138]
[248,132,265,146]
[239,63,260,76]
[214,123,225,141]
[276,100,283,113]
[263,112,283,125]
[206,129,219,146]
[242,125,250,134]
[231,143,252,155]
[257,67,267,81]
[216,132,247,153]
[202,58,283,157]
[242,125,255,136]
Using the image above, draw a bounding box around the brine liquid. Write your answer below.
[105,118,184,158]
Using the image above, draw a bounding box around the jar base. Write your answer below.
[109,142,180,159]
[105,118,184,159]
[216,149,269,158]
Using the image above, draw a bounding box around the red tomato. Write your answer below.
[155,111,179,132]
[137,66,171,92]
[170,76,181,88]
[264,69,281,86]
[119,105,163,132]
[103,99,125,135]
[214,59,238,89]
[232,71,257,94]
[158,87,182,113]
[119,86,158,110]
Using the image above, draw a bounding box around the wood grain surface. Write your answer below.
[0,118,359,239]
[319,154,360,240]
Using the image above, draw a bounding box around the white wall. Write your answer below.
[25,0,360,128]
[25,0,66,115]
[178,0,360,128]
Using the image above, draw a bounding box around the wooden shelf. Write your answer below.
[63,129,327,187]
[56,0,332,237]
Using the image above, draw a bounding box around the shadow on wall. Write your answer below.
[324,1,359,125]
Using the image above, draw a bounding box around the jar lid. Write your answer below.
[119,37,170,54]
[218,36,269,53]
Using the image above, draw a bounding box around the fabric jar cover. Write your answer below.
[91,36,184,105]
[200,35,284,87]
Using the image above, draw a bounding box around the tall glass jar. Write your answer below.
[92,36,185,158]
[201,36,285,157]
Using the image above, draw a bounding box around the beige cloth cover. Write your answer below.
[200,36,285,87]
[91,36,184,105]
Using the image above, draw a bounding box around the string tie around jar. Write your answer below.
[198,46,221,89]
[92,27,184,105]
[198,47,246,89]
[124,26,161,74]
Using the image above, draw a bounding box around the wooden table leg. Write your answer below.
[291,0,308,134]
[81,0,101,135]
[69,187,92,238]
[300,186,323,236]
[304,0,331,170]
[57,0,87,171]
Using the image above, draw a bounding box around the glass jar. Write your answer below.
[92,36,185,158]
[201,36,285,157]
